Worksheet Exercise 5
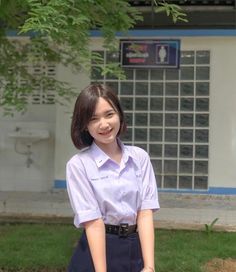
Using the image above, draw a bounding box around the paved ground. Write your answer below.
[0,190,236,231]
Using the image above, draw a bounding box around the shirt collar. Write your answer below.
[89,139,137,168]
[90,142,110,168]
[120,140,140,168]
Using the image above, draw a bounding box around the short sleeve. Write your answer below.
[66,158,102,228]
[138,150,160,211]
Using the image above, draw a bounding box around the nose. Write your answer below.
[99,118,109,130]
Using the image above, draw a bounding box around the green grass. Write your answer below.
[0,223,79,271]
[0,223,236,271]
[155,229,236,272]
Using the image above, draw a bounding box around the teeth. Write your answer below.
[101,129,111,135]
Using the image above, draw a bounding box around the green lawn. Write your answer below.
[0,223,236,271]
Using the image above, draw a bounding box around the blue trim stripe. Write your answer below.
[54,180,236,195]
[208,187,236,195]
[7,29,236,38]
[90,29,236,37]
[159,187,236,195]
[6,30,37,37]
[54,180,67,189]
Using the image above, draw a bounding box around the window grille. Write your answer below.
[1,63,57,106]
[28,64,56,105]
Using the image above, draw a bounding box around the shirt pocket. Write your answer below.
[135,170,142,183]
[134,170,143,191]
[135,170,142,179]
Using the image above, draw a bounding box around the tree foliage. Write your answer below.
[0,0,186,115]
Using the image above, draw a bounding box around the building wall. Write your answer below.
[53,64,90,181]
[54,35,236,194]
[1,34,236,193]
[0,106,55,191]
[208,38,236,189]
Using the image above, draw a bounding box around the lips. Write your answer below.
[99,128,112,136]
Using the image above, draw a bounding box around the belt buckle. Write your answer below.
[118,223,129,237]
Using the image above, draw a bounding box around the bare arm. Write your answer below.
[137,209,155,272]
[84,218,107,272]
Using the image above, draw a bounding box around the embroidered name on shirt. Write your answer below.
[90,175,109,181]
[101,175,109,179]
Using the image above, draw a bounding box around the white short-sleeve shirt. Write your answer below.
[66,140,159,228]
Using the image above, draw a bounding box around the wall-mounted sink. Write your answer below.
[8,128,50,144]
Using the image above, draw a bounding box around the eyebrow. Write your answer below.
[92,109,115,117]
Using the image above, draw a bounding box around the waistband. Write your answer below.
[105,223,137,237]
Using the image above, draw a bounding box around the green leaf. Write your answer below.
[0,0,187,114]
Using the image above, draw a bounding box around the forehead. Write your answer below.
[94,97,115,114]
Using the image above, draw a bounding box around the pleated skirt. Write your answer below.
[68,231,144,272]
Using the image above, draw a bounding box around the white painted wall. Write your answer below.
[0,105,55,191]
[206,38,236,188]
[53,64,90,181]
[53,39,105,182]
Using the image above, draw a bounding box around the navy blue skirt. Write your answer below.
[68,231,144,272]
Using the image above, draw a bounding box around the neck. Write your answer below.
[95,140,122,164]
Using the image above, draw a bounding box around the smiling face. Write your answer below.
[87,97,121,149]
[71,84,126,150]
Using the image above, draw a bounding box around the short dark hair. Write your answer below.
[71,83,126,149]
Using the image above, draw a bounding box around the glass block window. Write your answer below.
[91,50,210,191]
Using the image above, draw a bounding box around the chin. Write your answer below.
[102,137,116,144]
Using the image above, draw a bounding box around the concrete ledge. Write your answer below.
[0,191,236,231]
[0,213,73,224]
[155,220,236,232]
[1,214,236,232]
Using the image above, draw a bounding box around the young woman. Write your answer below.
[66,83,159,272]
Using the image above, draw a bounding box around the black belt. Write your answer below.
[105,223,137,237]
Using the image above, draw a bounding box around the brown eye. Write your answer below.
[107,112,114,117]
[90,117,98,122]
